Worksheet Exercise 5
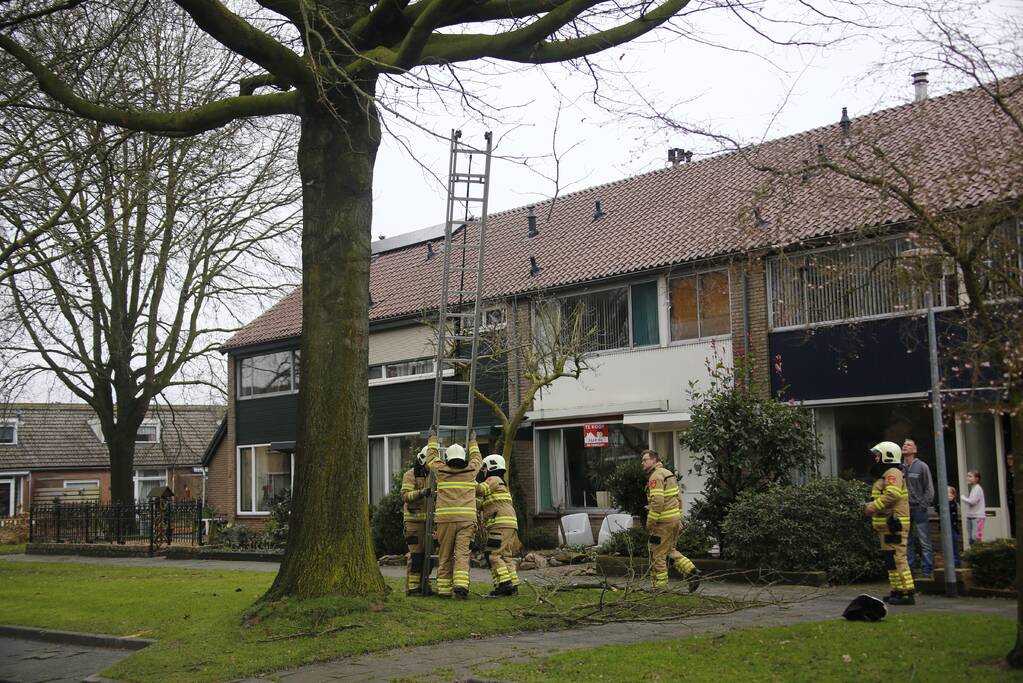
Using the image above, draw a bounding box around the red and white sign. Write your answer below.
[583,423,609,448]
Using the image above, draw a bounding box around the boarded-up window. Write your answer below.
[670,270,729,340]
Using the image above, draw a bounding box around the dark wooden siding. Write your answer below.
[235,361,509,442]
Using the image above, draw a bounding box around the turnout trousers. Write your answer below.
[436,520,475,595]
[486,527,521,587]
[876,528,915,594]
[404,522,426,593]
[648,520,696,588]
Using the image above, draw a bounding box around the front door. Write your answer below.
[955,412,1009,543]
[0,479,14,517]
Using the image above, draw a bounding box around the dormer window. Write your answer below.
[0,420,16,445]
[136,422,159,443]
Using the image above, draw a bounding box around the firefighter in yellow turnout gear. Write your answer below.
[642,449,700,591]
[427,433,482,599]
[477,454,521,596]
[400,446,432,596]
[863,441,916,606]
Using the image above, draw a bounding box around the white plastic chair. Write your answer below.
[597,513,634,546]
[558,512,595,547]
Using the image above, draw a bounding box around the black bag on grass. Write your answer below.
[842,594,887,622]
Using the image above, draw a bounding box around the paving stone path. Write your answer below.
[0,636,133,683]
[2,554,1016,683]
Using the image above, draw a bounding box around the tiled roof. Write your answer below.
[0,404,225,470]
[223,76,1023,351]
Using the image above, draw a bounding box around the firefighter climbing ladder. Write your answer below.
[420,129,493,595]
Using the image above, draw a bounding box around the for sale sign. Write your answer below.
[583,423,609,448]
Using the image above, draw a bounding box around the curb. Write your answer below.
[0,624,154,651]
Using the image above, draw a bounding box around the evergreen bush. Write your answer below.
[371,474,407,557]
[720,478,884,583]
[963,539,1016,589]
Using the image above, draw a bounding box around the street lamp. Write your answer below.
[900,247,957,598]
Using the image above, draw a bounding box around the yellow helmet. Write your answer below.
[870,441,902,464]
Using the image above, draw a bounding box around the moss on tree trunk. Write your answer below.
[265,92,386,600]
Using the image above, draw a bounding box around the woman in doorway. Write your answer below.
[961,470,986,545]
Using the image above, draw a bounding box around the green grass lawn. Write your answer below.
[483,612,1023,682]
[0,544,25,554]
[0,561,713,682]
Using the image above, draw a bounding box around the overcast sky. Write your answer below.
[370,0,1019,240]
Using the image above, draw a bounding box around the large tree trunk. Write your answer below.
[1007,402,1023,667]
[266,91,386,600]
[107,431,136,506]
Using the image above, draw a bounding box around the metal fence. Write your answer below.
[29,500,203,551]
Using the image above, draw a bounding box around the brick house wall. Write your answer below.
[728,252,770,395]
[206,358,237,521]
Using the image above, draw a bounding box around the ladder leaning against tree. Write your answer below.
[419,129,493,595]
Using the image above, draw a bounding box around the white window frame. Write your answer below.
[765,235,958,332]
[0,419,17,446]
[367,431,420,501]
[237,349,300,400]
[0,478,15,516]
[235,444,295,516]
[135,420,161,444]
[133,468,168,501]
[540,278,662,355]
[534,419,645,513]
[667,267,732,344]
[63,479,100,489]
[368,359,452,387]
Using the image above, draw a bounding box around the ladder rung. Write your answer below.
[442,380,470,387]
[437,424,472,432]
[445,311,475,318]
[449,334,475,341]
[452,196,486,203]
[439,402,470,409]
[452,173,487,181]
[443,357,472,364]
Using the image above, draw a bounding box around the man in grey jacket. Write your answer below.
[902,439,935,578]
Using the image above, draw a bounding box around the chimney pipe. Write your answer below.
[839,107,851,135]
[527,206,539,238]
[912,71,929,102]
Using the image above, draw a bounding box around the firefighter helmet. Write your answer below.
[416,446,430,467]
[482,454,506,474]
[870,441,902,464]
[444,443,467,466]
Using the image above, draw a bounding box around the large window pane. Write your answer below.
[254,448,290,512]
[239,351,293,397]
[389,435,426,478]
[630,281,659,346]
[563,424,648,508]
[564,288,629,352]
[240,450,253,511]
[700,271,731,336]
[669,276,699,340]
[369,438,386,506]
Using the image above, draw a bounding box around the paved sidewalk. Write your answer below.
[0,636,134,683]
[245,584,1014,683]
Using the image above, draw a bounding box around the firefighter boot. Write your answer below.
[490,581,516,597]
[453,587,469,600]
[886,591,916,606]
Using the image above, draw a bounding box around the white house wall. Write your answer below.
[532,339,732,416]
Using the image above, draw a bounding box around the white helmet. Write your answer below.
[444,443,466,465]
[871,441,902,464]
[416,446,430,467]
[482,454,506,474]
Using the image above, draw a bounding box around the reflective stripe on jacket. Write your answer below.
[401,467,428,523]
[477,475,518,529]
[430,440,482,523]
[871,465,910,530]
[647,465,682,523]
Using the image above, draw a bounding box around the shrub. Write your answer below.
[371,474,407,557]
[680,357,822,549]
[678,512,714,558]
[963,539,1016,589]
[264,489,291,548]
[598,517,713,559]
[599,460,650,521]
[526,527,559,550]
[720,478,884,583]
[216,524,278,550]
[598,527,649,557]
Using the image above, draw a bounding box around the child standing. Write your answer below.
[961,470,986,545]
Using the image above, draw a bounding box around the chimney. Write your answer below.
[912,71,929,102]
[668,148,693,166]
[527,206,539,238]
[839,107,851,135]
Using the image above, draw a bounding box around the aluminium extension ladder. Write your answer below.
[419,129,493,595]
